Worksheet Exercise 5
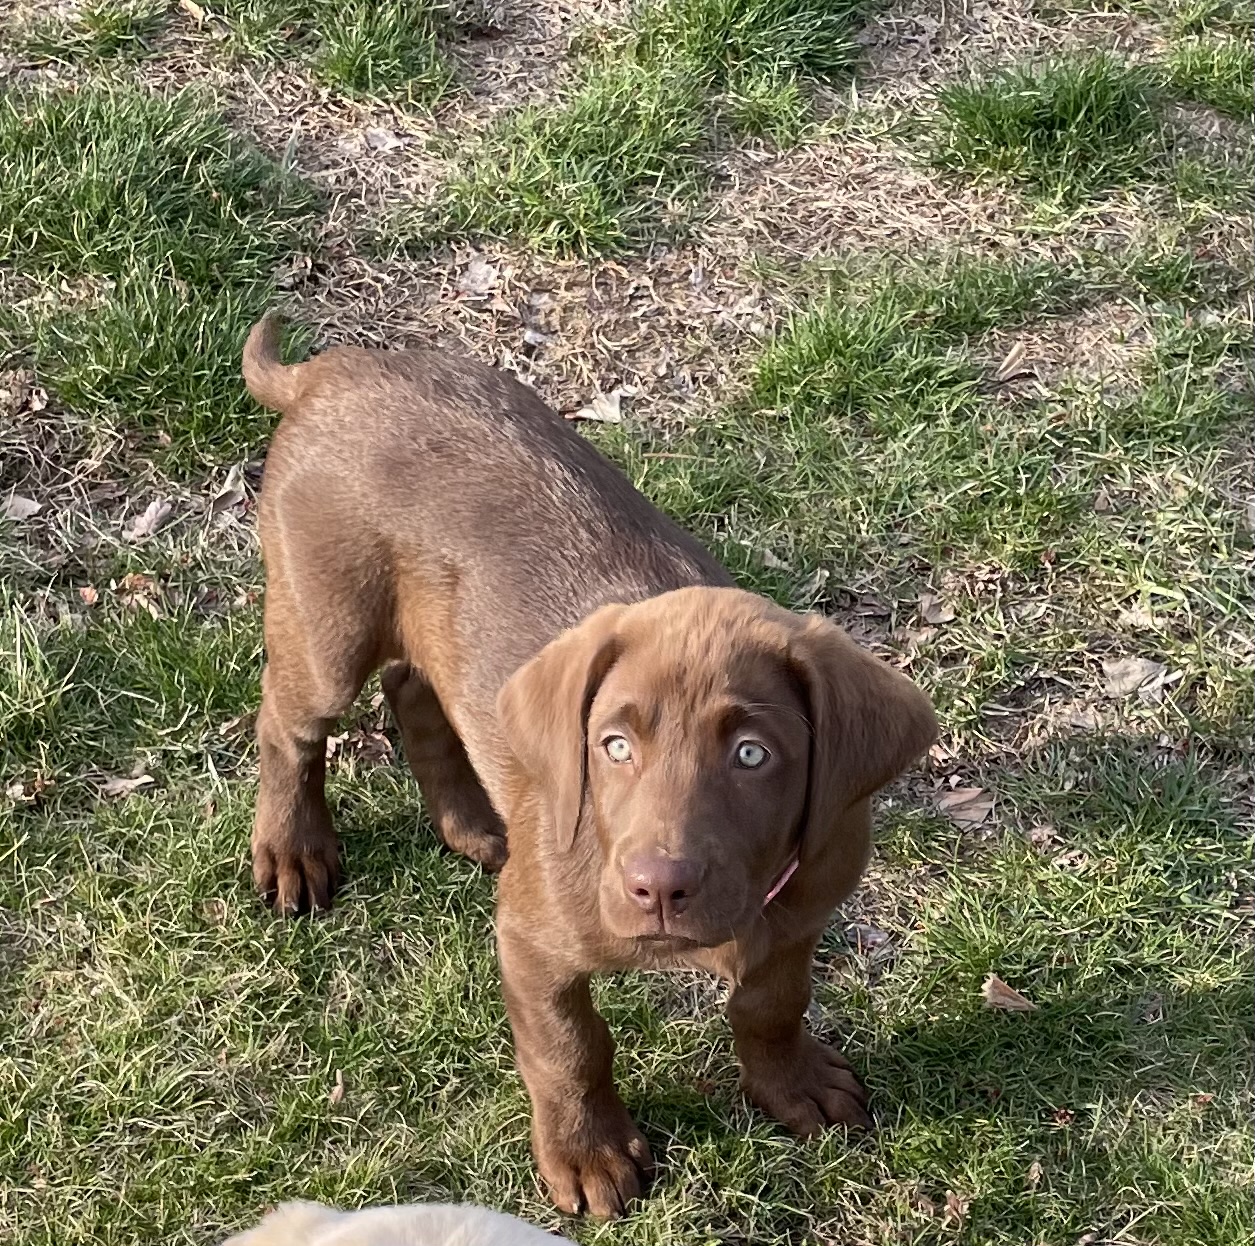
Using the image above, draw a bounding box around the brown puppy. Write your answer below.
[243,314,937,1218]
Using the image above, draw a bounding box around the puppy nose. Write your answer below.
[623,853,702,919]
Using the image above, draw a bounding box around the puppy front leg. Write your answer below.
[726,935,871,1134]
[497,922,652,1218]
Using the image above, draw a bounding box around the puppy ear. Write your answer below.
[497,604,627,851]
[788,613,937,847]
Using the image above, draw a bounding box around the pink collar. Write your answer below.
[763,853,800,907]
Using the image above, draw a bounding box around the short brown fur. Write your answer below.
[244,314,938,1217]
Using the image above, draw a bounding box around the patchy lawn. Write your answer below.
[0,0,1250,1243]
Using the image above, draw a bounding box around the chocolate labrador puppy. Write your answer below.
[243,314,936,1218]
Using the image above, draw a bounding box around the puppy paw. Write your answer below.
[534,1101,653,1219]
[439,817,508,872]
[740,1033,871,1136]
[252,824,341,915]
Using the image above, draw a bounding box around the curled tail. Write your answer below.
[242,312,304,413]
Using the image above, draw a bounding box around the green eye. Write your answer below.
[604,736,633,763]
[736,741,769,769]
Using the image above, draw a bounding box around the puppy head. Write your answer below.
[219,1201,343,1246]
[498,587,936,948]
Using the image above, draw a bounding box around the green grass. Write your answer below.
[19,0,167,64]
[1,1,1252,1243]
[1165,32,1255,119]
[0,83,315,467]
[931,52,1166,201]
[411,0,871,252]
[423,57,707,254]
[10,0,453,102]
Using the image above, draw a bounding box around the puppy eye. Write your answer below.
[735,741,769,769]
[604,735,633,763]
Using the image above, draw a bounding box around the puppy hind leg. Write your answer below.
[381,661,507,871]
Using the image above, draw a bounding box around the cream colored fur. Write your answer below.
[220,1200,575,1246]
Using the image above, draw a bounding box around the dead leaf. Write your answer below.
[1102,655,1165,698]
[936,786,993,829]
[919,592,956,625]
[199,898,227,926]
[123,498,173,541]
[569,388,628,424]
[1027,1160,1043,1188]
[114,573,162,618]
[944,1192,969,1224]
[847,923,891,951]
[1093,488,1112,513]
[522,327,551,348]
[994,340,1036,383]
[1191,1092,1215,1107]
[178,0,207,21]
[1117,606,1156,630]
[6,775,55,803]
[100,774,155,798]
[2,492,42,521]
[1027,823,1059,852]
[329,1069,346,1106]
[457,258,498,297]
[210,464,247,515]
[218,711,256,739]
[981,973,1037,1012]
[26,386,48,412]
[78,585,99,606]
[363,127,403,153]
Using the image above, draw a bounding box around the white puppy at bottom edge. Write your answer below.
[220,1199,578,1246]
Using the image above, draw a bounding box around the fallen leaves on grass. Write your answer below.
[847,922,891,951]
[178,0,207,22]
[123,498,173,541]
[458,258,498,297]
[78,585,99,606]
[210,464,247,516]
[218,712,256,739]
[919,591,956,625]
[5,775,55,803]
[329,1069,346,1106]
[1102,655,1165,697]
[569,387,632,423]
[982,973,1037,1012]
[2,492,42,521]
[100,773,155,798]
[936,785,994,829]
[994,340,1038,384]
[364,127,404,154]
[944,1192,969,1224]
[114,574,162,618]
[1027,822,1059,851]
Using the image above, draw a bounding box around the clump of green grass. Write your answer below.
[1165,33,1255,119]
[635,0,866,86]
[192,0,453,102]
[19,0,166,64]
[931,52,1166,201]
[412,0,873,252]
[421,57,707,254]
[0,84,315,466]
[721,65,813,145]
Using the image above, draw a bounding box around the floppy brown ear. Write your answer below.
[788,613,937,846]
[496,604,628,851]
